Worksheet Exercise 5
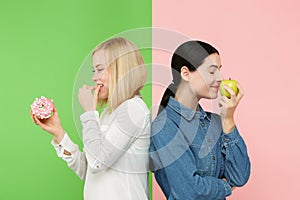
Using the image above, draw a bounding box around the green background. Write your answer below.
[0,0,151,199]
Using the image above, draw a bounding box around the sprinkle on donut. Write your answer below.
[31,96,54,119]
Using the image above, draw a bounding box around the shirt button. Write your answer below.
[59,144,62,147]
[201,123,205,127]
[212,156,216,160]
[96,165,100,168]
[223,138,227,142]
[207,138,211,143]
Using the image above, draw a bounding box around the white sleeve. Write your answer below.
[51,133,87,180]
[80,98,149,173]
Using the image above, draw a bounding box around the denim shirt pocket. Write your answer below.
[190,144,212,177]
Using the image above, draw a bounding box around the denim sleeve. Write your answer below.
[150,121,232,200]
[221,126,251,187]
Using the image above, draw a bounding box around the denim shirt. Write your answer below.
[150,97,250,200]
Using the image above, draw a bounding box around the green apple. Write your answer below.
[219,79,239,98]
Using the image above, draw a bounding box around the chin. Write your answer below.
[98,94,108,100]
[99,96,108,100]
[207,92,218,99]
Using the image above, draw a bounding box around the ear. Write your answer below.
[180,66,190,82]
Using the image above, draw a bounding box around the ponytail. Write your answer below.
[157,82,177,115]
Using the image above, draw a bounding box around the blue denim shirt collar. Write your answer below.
[168,97,210,121]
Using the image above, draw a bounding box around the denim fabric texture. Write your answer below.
[150,97,250,200]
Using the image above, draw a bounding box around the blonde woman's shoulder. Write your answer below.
[113,95,149,120]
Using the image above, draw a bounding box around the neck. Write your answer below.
[175,82,199,110]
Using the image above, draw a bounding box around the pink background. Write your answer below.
[152,0,300,199]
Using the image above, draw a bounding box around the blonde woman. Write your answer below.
[31,38,150,200]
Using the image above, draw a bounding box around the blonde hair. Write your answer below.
[92,37,146,113]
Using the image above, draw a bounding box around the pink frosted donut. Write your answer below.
[31,96,54,119]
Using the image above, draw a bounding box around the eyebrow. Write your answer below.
[94,64,104,68]
[209,65,222,69]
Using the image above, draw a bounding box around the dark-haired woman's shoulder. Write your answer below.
[151,110,179,146]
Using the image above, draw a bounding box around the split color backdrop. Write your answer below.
[152,0,300,200]
[1,0,300,200]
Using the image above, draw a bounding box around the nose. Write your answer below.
[216,70,223,82]
[92,71,99,82]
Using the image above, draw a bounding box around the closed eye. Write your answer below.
[209,69,216,74]
[209,65,221,74]
[92,69,104,73]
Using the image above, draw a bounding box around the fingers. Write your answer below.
[34,115,49,131]
[52,105,60,118]
[30,109,47,129]
[83,84,94,90]
[52,104,57,112]
[222,85,237,100]
[222,178,236,191]
[91,85,97,90]
[78,84,99,111]
[79,84,99,99]
[79,85,94,94]
[221,95,238,107]
[94,85,100,99]
[222,83,244,105]
[218,97,226,107]
[220,95,231,103]
[92,85,100,110]
[83,84,89,90]
[30,110,38,125]
[33,114,41,125]
[236,83,244,100]
[78,85,90,100]
[32,112,43,127]
[30,110,40,125]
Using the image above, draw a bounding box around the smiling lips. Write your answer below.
[211,86,219,91]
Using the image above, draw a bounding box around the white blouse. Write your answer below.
[52,96,151,200]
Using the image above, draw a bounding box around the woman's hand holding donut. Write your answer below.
[30,106,65,143]
[218,83,244,134]
[78,84,100,112]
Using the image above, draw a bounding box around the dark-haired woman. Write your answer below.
[150,40,250,200]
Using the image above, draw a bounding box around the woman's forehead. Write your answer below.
[202,54,221,67]
[92,50,107,67]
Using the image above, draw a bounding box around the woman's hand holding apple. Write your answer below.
[218,81,244,134]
